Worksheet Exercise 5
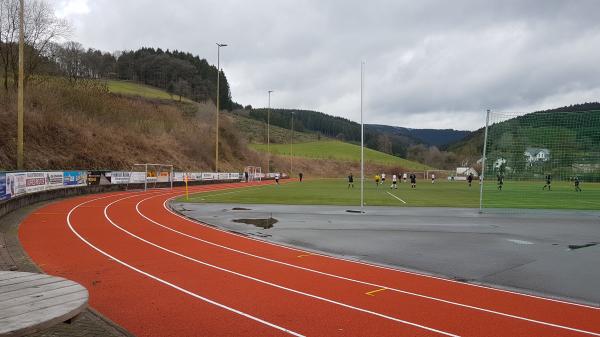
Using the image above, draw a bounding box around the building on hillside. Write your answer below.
[524,148,550,164]
[456,167,478,177]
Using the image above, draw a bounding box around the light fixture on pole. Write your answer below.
[360,61,365,212]
[215,42,227,172]
[290,111,295,174]
[267,90,273,173]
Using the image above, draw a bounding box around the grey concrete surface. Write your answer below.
[172,203,600,306]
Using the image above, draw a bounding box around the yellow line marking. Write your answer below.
[365,288,387,296]
[297,254,312,258]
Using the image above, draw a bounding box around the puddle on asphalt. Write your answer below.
[233,218,278,229]
[568,242,598,250]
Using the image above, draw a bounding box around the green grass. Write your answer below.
[250,140,430,170]
[178,179,600,210]
[107,80,193,102]
[482,180,600,210]
[231,113,321,144]
[179,179,479,207]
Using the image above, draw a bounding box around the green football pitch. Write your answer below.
[179,179,600,210]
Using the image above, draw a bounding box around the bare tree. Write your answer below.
[0,0,69,89]
[54,41,84,82]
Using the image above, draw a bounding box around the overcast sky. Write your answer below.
[50,0,600,130]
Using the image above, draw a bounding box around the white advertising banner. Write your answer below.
[45,172,64,190]
[5,172,27,198]
[229,173,241,180]
[25,172,47,193]
[132,172,147,183]
[157,171,170,183]
[173,172,185,182]
[189,172,202,181]
[218,173,229,180]
[110,171,130,184]
[202,173,216,181]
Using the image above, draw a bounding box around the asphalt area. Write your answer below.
[18,182,600,337]
[172,203,600,306]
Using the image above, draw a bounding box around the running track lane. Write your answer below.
[18,182,600,336]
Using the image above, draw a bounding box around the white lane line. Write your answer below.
[386,192,406,204]
[67,194,304,337]
[137,195,600,336]
[164,194,600,311]
[106,195,459,337]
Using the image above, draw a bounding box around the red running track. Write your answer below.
[19,181,600,337]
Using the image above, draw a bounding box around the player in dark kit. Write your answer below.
[574,176,582,192]
[299,172,303,182]
[543,174,551,190]
[497,174,504,191]
[410,173,416,189]
[348,173,354,188]
[467,173,473,187]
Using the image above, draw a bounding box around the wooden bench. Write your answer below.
[0,271,88,337]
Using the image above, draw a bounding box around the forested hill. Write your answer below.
[445,102,600,161]
[41,44,238,110]
[239,108,470,156]
[367,124,470,147]
[115,48,237,110]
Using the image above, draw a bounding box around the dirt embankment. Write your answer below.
[0,78,420,177]
[0,78,261,171]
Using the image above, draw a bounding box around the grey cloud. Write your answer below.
[51,0,600,130]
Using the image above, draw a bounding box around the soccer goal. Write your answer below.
[425,170,454,180]
[243,166,262,182]
[480,110,600,212]
[126,163,174,191]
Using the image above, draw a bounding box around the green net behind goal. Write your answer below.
[480,110,600,212]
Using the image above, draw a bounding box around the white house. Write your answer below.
[456,167,478,177]
[524,148,550,163]
[494,158,507,169]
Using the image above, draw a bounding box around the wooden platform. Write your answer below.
[0,271,88,337]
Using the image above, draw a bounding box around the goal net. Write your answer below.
[425,170,454,180]
[480,110,600,211]
[126,163,173,191]
[244,166,262,182]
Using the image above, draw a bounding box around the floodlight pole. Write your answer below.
[215,43,227,172]
[267,90,273,173]
[290,111,294,174]
[17,0,24,169]
[479,109,490,213]
[170,165,173,190]
[360,62,365,212]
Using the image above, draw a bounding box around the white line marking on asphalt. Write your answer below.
[386,192,406,204]
[66,194,304,337]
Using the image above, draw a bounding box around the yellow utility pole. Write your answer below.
[17,0,24,169]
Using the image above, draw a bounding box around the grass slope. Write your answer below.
[231,113,320,144]
[179,179,599,210]
[107,80,193,102]
[251,140,430,170]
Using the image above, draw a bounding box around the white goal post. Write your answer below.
[127,163,174,191]
[243,166,262,182]
[425,170,454,180]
